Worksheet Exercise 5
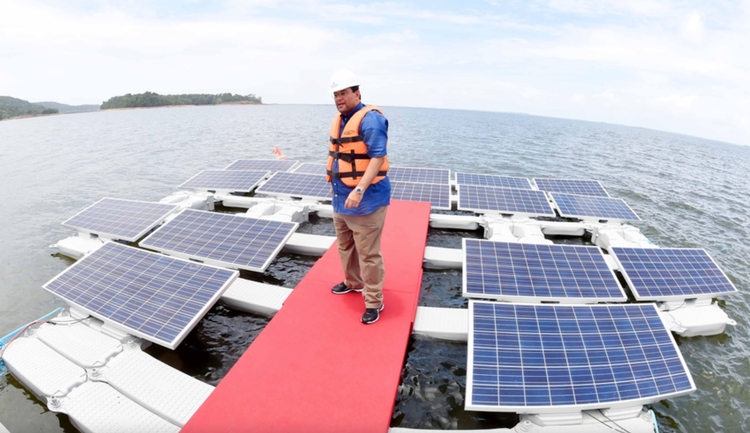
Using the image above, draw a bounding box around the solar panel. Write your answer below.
[550,193,640,221]
[291,163,327,175]
[43,242,237,349]
[391,182,451,209]
[179,170,269,193]
[463,240,626,303]
[140,209,298,272]
[225,159,299,172]
[62,198,178,242]
[388,166,451,184]
[456,173,532,189]
[255,172,332,200]
[534,179,610,197]
[467,301,695,413]
[458,185,555,216]
[611,247,738,301]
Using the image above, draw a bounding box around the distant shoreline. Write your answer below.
[0,113,60,121]
[0,101,266,121]
[101,101,263,111]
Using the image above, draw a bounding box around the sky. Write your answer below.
[1,0,749,146]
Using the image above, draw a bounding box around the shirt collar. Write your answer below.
[340,102,365,123]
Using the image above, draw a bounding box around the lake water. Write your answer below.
[1,104,749,432]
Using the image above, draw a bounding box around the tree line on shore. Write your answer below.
[0,91,263,121]
[100,92,262,109]
[0,96,58,120]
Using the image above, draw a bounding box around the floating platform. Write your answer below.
[5,163,741,433]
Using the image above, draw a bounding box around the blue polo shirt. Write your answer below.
[331,102,391,216]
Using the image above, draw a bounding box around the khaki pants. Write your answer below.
[332,206,388,309]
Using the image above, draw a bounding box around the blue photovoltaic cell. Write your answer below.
[62,198,178,242]
[534,179,610,197]
[225,159,299,172]
[42,242,237,349]
[458,185,555,216]
[456,173,532,189]
[391,182,451,209]
[551,193,640,221]
[388,167,450,184]
[291,163,327,175]
[463,240,625,302]
[467,301,695,413]
[140,209,297,272]
[179,170,269,192]
[255,172,332,200]
[611,247,737,301]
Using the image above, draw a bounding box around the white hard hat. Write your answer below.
[329,69,359,93]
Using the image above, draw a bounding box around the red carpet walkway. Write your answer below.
[182,200,431,433]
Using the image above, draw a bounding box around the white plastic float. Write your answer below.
[2,311,213,431]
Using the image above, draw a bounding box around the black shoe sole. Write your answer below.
[331,287,363,295]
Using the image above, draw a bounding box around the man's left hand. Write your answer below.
[345,190,362,208]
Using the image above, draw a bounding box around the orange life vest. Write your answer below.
[326,105,389,187]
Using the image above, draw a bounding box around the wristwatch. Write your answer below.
[354,187,364,195]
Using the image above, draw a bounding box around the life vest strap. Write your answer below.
[330,136,364,145]
[328,150,371,162]
[327,170,388,179]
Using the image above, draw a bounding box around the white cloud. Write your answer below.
[545,0,673,17]
[681,11,704,41]
[593,90,617,102]
[1,0,749,145]
[0,0,346,102]
[653,93,698,109]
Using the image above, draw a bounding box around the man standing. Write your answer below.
[326,69,391,325]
